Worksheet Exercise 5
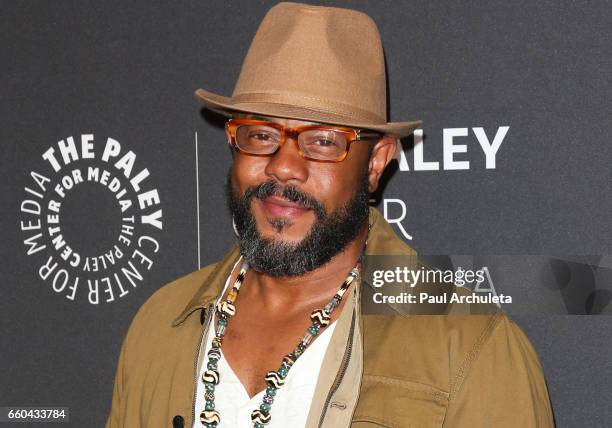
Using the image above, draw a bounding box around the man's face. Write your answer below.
[226,115,380,277]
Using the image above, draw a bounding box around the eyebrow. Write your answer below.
[230,113,383,138]
[248,114,274,121]
[233,112,322,126]
[232,112,268,120]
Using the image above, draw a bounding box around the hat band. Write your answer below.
[231,92,386,125]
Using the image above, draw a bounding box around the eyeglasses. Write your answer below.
[225,118,382,162]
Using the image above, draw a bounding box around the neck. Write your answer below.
[240,220,369,315]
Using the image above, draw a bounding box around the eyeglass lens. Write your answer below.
[235,124,348,160]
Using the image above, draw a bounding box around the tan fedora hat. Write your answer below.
[195,2,421,138]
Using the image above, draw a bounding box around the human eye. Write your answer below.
[251,132,272,141]
[312,138,338,147]
[246,127,279,144]
[300,130,347,159]
[302,131,341,148]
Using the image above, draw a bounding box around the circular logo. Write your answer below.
[19,134,163,304]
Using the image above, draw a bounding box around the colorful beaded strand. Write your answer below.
[199,259,362,428]
[251,265,360,428]
[199,260,248,427]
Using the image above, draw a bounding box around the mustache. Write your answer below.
[243,180,325,216]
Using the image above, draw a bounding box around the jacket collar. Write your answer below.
[171,206,416,327]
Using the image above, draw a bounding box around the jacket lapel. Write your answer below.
[171,243,241,327]
[306,206,417,427]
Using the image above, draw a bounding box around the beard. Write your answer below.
[226,166,370,277]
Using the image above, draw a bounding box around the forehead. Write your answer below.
[232,112,327,128]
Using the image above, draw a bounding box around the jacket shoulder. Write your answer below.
[148,262,219,307]
[127,261,220,332]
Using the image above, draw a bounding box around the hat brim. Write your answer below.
[194,88,421,138]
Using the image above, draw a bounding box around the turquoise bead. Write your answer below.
[308,324,319,335]
[218,318,228,326]
[278,366,288,378]
[205,402,215,411]
[266,386,277,396]
[260,403,271,413]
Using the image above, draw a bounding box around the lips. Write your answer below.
[263,195,305,208]
[260,195,309,217]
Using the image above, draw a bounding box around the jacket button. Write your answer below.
[172,415,184,428]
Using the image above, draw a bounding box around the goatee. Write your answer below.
[226,167,370,277]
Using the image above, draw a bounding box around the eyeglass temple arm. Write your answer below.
[356,130,384,140]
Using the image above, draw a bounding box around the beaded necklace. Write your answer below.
[198,252,366,428]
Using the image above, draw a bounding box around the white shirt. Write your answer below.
[193,258,337,428]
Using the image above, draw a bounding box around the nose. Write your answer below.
[263,136,309,184]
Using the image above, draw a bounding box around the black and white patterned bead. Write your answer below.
[200,410,220,424]
[234,263,248,286]
[337,286,350,298]
[310,309,331,326]
[251,409,271,424]
[216,300,236,317]
[235,270,246,284]
[207,348,221,360]
[202,369,219,385]
[265,371,285,388]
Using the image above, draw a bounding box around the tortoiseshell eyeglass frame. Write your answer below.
[225,118,382,163]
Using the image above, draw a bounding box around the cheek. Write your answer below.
[310,174,335,201]
[232,156,267,192]
[308,166,358,208]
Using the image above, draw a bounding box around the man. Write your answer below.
[106,2,554,427]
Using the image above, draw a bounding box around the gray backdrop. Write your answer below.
[2,1,611,426]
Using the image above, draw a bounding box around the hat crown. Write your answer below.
[232,2,387,124]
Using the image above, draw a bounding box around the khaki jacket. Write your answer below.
[106,207,555,428]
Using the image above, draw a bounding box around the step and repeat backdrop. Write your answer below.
[2,1,611,426]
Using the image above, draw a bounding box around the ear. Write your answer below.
[367,136,397,193]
